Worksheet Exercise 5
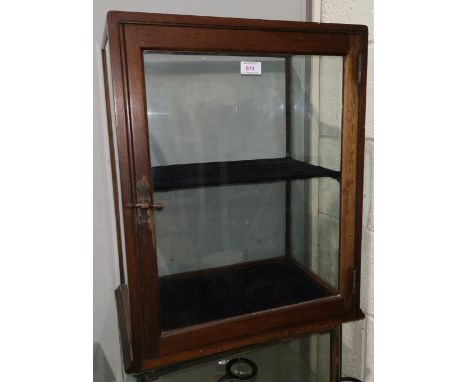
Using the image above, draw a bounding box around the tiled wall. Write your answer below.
[321,0,374,380]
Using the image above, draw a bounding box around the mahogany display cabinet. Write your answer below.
[101,11,368,375]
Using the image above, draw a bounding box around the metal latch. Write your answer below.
[126,201,164,211]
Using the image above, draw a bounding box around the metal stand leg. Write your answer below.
[330,325,342,382]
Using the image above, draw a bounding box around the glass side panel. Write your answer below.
[290,178,340,289]
[289,56,343,289]
[143,52,343,331]
[290,56,343,169]
[158,332,331,382]
[105,40,128,284]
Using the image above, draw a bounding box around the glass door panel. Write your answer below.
[143,52,343,332]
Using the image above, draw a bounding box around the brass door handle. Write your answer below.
[127,201,164,211]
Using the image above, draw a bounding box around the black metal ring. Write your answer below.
[225,357,258,380]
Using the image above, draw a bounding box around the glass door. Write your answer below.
[118,18,364,360]
[143,52,343,332]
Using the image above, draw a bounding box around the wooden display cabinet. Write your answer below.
[101,11,367,375]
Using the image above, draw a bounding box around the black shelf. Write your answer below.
[152,157,340,191]
[159,257,332,332]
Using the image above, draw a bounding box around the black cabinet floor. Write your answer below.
[160,257,331,332]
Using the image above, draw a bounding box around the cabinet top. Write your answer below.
[106,10,368,35]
